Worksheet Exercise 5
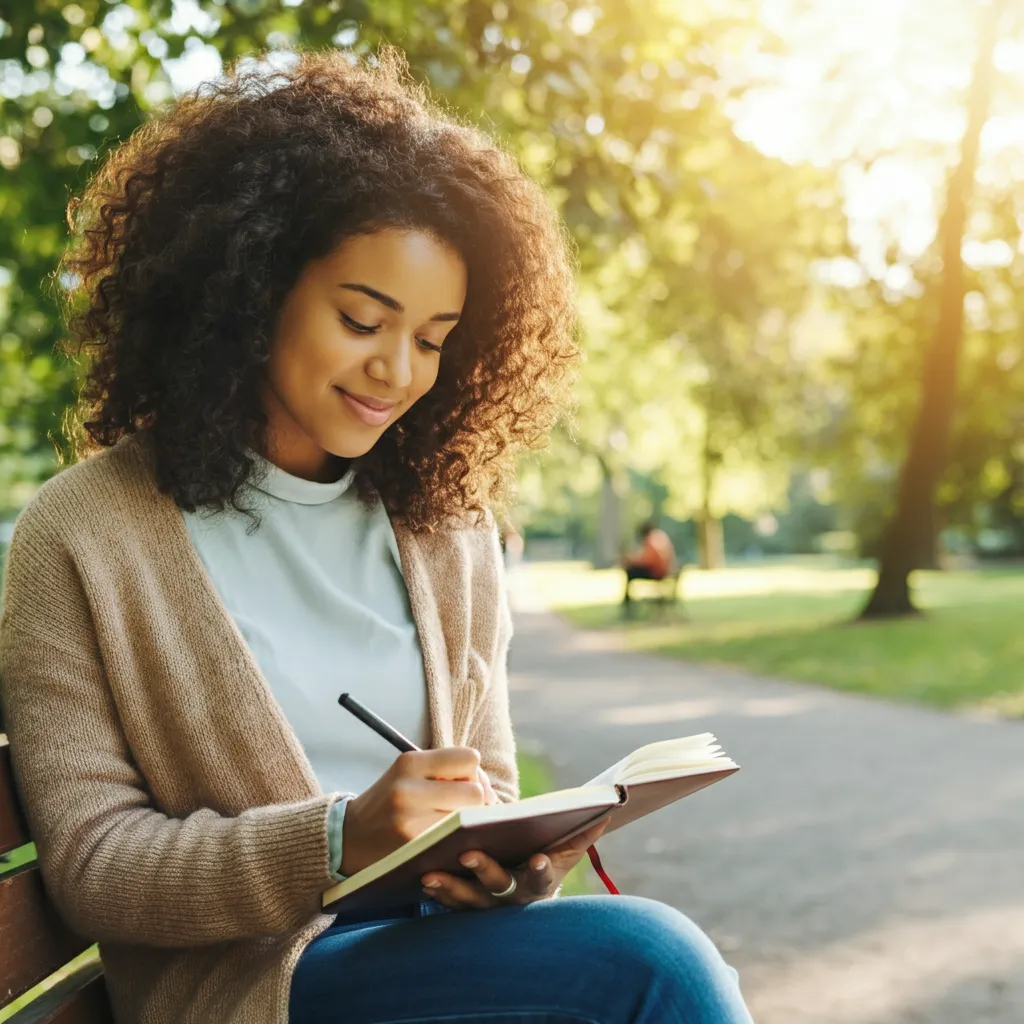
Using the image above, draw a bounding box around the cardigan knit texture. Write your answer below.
[0,432,519,1024]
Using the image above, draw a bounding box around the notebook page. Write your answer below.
[583,733,733,787]
[459,785,619,826]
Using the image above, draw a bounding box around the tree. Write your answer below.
[582,130,846,568]
[732,0,1024,592]
[861,0,1005,617]
[0,0,771,516]
[824,173,1024,562]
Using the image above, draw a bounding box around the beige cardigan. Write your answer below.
[0,432,518,1024]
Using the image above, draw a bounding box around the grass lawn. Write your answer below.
[520,558,1024,717]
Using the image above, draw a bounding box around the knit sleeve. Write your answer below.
[464,523,519,804]
[0,519,340,949]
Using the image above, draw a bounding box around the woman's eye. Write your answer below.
[340,313,378,334]
[340,312,441,353]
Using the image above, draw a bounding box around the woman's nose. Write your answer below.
[369,334,414,389]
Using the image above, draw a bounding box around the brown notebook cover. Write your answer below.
[322,767,738,914]
[322,797,622,914]
[604,768,738,833]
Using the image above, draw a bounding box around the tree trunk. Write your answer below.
[697,516,725,571]
[861,1,1002,619]
[922,505,945,570]
[697,426,725,570]
[595,457,624,569]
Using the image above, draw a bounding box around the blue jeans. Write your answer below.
[290,895,754,1023]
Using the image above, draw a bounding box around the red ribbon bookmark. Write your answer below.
[586,844,620,895]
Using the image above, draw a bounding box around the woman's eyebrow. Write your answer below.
[338,283,461,322]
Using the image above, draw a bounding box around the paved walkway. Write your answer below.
[506,605,1024,1024]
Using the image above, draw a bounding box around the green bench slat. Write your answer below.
[6,960,112,1024]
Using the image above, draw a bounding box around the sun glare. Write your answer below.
[732,0,1020,271]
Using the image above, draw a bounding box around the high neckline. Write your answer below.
[245,448,356,505]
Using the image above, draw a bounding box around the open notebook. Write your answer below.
[322,733,739,913]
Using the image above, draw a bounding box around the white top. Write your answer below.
[180,450,431,804]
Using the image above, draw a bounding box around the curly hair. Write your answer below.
[59,46,579,532]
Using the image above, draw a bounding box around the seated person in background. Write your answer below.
[621,520,676,607]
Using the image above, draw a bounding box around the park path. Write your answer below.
[505,595,1024,1024]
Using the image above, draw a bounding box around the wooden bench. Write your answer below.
[624,565,685,617]
[0,733,113,1023]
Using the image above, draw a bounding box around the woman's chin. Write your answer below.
[325,428,386,461]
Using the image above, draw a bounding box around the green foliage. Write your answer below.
[0,0,843,525]
[793,1,1024,558]
[823,178,1024,553]
[2,0,1022,560]
[554,108,847,530]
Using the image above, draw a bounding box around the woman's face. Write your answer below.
[261,227,467,481]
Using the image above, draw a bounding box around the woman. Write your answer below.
[0,48,753,1024]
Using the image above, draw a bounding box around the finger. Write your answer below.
[454,849,554,902]
[420,875,470,911]
[422,886,465,911]
[456,849,520,897]
[399,746,481,781]
[578,814,612,845]
[477,767,498,805]
[519,855,556,897]
[545,822,611,870]
[422,871,495,909]
[399,777,487,812]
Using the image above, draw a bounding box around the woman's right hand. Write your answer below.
[340,747,490,877]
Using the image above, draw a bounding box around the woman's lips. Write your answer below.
[335,388,395,427]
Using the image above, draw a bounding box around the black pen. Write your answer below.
[338,692,421,753]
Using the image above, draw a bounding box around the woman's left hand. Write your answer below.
[420,814,612,909]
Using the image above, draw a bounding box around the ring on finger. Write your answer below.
[488,874,517,899]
